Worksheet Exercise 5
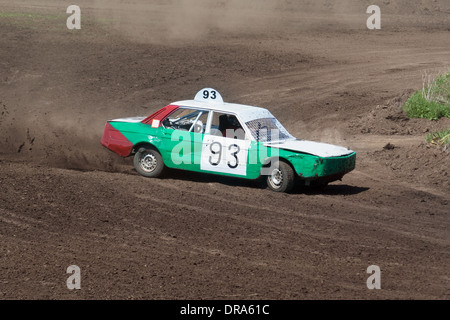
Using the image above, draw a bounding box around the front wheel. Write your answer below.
[266,161,295,193]
[134,147,165,178]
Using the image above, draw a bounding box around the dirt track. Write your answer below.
[0,1,449,299]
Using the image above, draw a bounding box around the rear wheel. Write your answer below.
[134,147,165,178]
[266,161,295,193]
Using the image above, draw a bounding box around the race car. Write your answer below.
[101,88,356,192]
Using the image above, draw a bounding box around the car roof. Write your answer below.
[170,88,277,123]
[172,99,275,123]
[171,99,264,113]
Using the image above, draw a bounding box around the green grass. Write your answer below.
[403,72,450,120]
[0,12,62,20]
[426,129,450,147]
[0,11,66,30]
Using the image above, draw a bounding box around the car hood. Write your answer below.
[265,139,354,158]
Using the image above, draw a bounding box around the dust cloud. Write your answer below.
[1,0,448,171]
[89,0,449,44]
[91,0,286,44]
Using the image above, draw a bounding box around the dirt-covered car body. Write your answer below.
[101,88,356,192]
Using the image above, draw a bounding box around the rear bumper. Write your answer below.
[101,122,133,157]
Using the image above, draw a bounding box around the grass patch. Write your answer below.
[403,72,450,120]
[426,129,450,148]
[0,11,83,32]
[0,12,62,20]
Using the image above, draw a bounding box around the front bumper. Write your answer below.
[292,152,356,181]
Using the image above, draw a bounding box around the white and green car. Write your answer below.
[101,88,356,192]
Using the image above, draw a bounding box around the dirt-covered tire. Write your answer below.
[266,160,295,193]
[133,147,165,178]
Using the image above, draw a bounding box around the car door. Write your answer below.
[200,111,251,177]
[161,107,208,171]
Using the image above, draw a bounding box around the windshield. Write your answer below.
[245,118,294,142]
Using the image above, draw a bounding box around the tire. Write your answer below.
[266,160,295,193]
[133,147,165,178]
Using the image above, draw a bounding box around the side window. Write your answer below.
[192,111,208,133]
[210,112,246,140]
[162,108,208,133]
